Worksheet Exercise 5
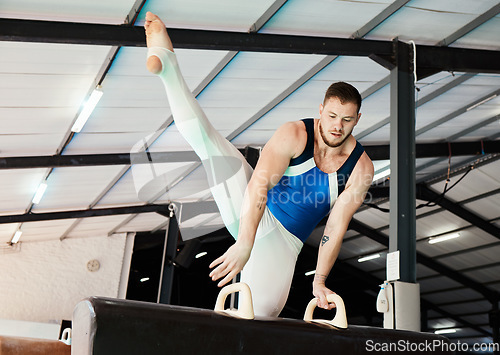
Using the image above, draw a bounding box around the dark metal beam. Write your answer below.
[416,184,500,241]
[0,18,393,56]
[2,18,500,74]
[389,39,417,283]
[2,141,499,169]
[349,219,500,303]
[158,214,178,305]
[368,140,500,160]
[0,204,170,224]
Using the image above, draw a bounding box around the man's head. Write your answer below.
[319,82,362,148]
[323,81,362,114]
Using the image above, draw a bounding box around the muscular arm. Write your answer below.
[313,152,374,309]
[209,121,306,286]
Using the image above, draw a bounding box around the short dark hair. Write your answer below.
[324,82,362,113]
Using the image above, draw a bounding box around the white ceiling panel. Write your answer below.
[0,224,20,244]
[416,156,473,178]
[0,169,47,215]
[415,82,500,132]
[141,0,278,31]
[360,125,390,144]
[0,42,111,75]
[460,121,500,140]
[452,14,500,50]
[129,161,196,203]
[31,165,128,212]
[63,47,231,154]
[419,275,461,293]
[439,244,500,269]
[365,0,500,45]
[419,104,500,141]
[190,52,327,133]
[341,230,360,241]
[340,236,385,259]
[417,227,498,257]
[463,195,500,220]
[95,169,140,207]
[430,160,500,201]
[465,264,500,284]
[416,210,471,237]
[0,42,111,156]
[260,0,394,37]
[0,134,69,157]
[416,72,469,96]
[417,264,440,279]
[159,166,211,202]
[0,108,79,135]
[148,130,193,152]
[62,132,158,155]
[312,56,389,84]
[203,214,224,227]
[461,314,490,327]
[14,219,77,243]
[117,213,167,233]
[66,215,132,238]
[345,255,386,272]
[440,299,492,315]
[0,0,138,24]
[424,288,483,305]
[472,159,500,184]
[235,56,389,144]
[354,208,389,230]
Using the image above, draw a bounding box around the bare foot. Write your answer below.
[144,12,174,74]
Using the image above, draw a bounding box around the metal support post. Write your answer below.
[158,204,179,304]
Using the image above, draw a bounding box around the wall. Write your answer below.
[0,233,131,329]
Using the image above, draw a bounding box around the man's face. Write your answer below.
[319,97,361,148]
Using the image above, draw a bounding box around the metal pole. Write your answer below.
[389,39,417,283]
[158,204,179,304]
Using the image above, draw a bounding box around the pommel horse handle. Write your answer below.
[214,282,254,320]
[304,293,348,329]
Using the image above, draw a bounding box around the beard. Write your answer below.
[319,122,351,148]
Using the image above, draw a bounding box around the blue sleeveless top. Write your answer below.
[266,118,365,242]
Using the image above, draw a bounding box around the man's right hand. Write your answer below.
[313,279,337,310]
[209,241,252,287]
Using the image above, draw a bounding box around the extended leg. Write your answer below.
[145,13,252,238]
[239,209,303,317]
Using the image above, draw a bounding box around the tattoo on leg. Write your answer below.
[321,235,329,246]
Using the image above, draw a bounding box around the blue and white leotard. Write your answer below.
[267,118,365,242]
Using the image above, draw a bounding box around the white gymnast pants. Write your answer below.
[149,47,303,317]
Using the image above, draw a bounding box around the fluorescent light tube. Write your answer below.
[358,253,381,263]
[195,252,208,259]
[71,88,103,132]
[434,329,457,335]
[466,94,497,111]
[428,233,460,244]
[140,277,150,282]
[11,230,22,244]
[305,270,316,276]
[32,182,48,204]
[373,168,390,181]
